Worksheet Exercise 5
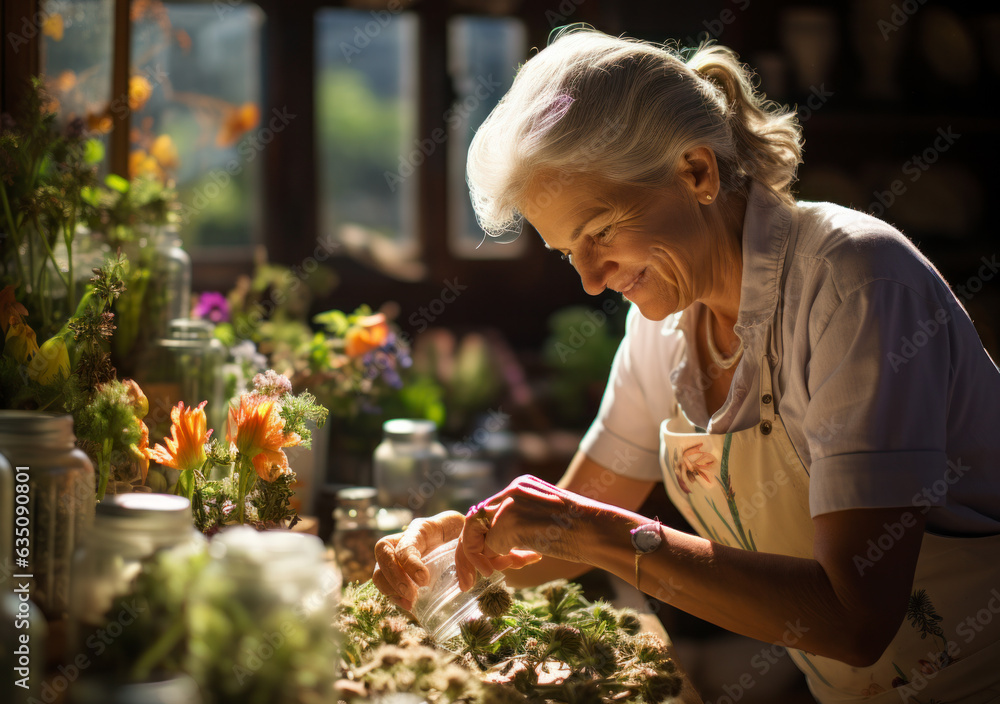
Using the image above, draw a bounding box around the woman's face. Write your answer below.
[522,172,723,321]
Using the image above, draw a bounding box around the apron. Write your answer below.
[659,332,1000,704]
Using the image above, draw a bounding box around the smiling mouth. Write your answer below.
[618,269,646,294]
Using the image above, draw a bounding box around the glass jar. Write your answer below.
[0,412,95,619]
[189,528,341,704]
[410,538,505,645]
[332,487,379,585]
[148,225,192,342]
[373,419,448,517]
[138,319,226,445]
[68,493,205,658]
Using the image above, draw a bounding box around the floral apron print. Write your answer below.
[659,345,1000,703]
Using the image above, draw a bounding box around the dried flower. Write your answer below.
[459,617,495,651]
[252,369,292,398]
[617,609,642,636]
[477,582,514,619]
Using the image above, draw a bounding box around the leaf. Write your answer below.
[105,173,130,193]
[83,139,105,165]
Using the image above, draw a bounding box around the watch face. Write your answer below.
[630,522,663,554]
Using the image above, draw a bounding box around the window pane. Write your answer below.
[447,16,526,259]
[315,9,419,276]
[131,2,265,249]
[39,0,115,161]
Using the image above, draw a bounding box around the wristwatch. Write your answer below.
[630,521,663,591]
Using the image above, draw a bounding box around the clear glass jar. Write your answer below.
[68,493,205,657]
[410,538,505,645]
[373,419,448,517]
[189,528,341,704]
[147,225,192,342]
[332,487,379,585]
[0,412,95,619]
[138,319,226,445]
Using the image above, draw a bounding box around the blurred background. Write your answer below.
[3,1,998,700]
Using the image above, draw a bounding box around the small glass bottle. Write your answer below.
[138,319,227,445]
[148,224,192,341]
[68,493,205,657]
[190,528,341,704]
[0,412,95,619]
[373,419,448,517]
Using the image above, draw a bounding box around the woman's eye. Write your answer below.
[594,226,612,242]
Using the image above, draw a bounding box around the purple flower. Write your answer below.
[194,291,231,323]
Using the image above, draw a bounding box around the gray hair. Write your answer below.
[467,28,803,238]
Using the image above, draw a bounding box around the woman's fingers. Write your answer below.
[371,510,466,607]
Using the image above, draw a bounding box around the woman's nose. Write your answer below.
[577,255,617,296]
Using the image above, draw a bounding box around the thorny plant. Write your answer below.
[336,579,683,704]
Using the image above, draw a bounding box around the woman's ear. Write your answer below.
[677,146,720,202]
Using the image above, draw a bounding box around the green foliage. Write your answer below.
[542,304,627,428]
[337,579,683,704]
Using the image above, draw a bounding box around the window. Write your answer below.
[315,8,421,279]
[447,15,527,259]
[130,1,265,251]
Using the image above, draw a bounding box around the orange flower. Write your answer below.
[53,70,77,92]
[216,103,259,147]
[42,13,64,41]
[150,134,179,170]
[345,313,389,357]
[0,285,28,335]
[86,111,113,135]
[226,394,300,481]
[128,149,163,181]
[128,75,153,112]
[148,401,212,472]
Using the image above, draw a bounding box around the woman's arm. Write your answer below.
[457,476,924,668]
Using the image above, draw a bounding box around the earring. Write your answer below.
[704,194,713,203]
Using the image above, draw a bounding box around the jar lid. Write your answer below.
[336,486,377,509]
[0,411,74,437]
[383,418,438,442]
[210,526,325,576]
[166,318,213,341]
[96,493,193,534]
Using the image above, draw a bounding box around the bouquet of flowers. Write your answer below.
[146,369,328,532]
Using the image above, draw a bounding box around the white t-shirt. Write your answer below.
[580,182,1000,536]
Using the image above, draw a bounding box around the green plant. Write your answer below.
[336,579,683,704]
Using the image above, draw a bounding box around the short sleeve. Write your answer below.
[578,307,675,481]
[806,280,955,517]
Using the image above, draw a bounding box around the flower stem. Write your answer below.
[0,184,28,288]
[236,457,256,523]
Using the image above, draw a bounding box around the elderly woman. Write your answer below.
[373,29,1000,703]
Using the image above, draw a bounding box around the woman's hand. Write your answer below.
[372,511,466,611]
[455,475,600,591]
